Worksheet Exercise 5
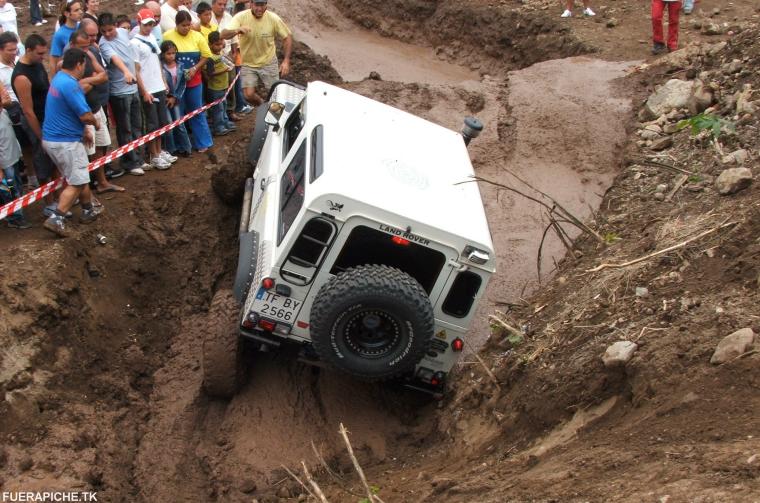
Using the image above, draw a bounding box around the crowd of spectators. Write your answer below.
[0,0,292,237]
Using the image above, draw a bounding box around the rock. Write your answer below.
[636,287,650,297]
[641,79,695,121]
[641,129,661,140]
[735,85,758,114]
[711,7,721,16]
[650,137,674,151]
[710,328,755,364]
[701,22,724,35]
[654,192,665,201]
[603,341,638,367]
[687,80,714,115]
[367,71,382,81]
[720,149,749,166]
[239,479,257,494]
[724,59,743,74]
[715,168,753,195]
[655,184,668,193]
[606,18,619,28]
[663,122,681,134]
[706,41,727,55]
[644,124,663,133]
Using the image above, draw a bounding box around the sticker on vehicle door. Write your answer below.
[253,288,301,322]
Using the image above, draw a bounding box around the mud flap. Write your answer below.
[233,230,259,303]
[247,103,270,168]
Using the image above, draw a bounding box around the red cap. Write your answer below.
[136,9,156,25]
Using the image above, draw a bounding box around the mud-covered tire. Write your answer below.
[247,103,269,168]
[309,265,434,380]
[202,289,245,398]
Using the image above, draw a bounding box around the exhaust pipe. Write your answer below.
[461,116,483,147]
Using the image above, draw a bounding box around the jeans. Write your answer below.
[29,0,42,24]
[234,66,248,112]
[163,103,192,154]
[109,93,143,171]
[1,164,26,224]
[182,84,213,150]
[208,88,233,134]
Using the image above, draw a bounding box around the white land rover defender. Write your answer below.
[202,80,495,398]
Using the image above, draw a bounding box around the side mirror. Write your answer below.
[265,101,285,127]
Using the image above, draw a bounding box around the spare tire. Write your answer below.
[310,265,434,380]
[202,289,246,398]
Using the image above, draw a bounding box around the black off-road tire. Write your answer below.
[202,289,246,399]
[309,265,434,380]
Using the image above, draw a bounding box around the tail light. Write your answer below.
[258,319,276,332]
[451,338,464,352]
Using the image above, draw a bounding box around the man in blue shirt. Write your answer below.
[41,48,101,238]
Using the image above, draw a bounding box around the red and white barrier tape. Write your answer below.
[0,71,240,222]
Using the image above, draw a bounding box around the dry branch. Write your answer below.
[301,461,329,503]
[339,423,377,503]
[587,220,736,273]
[465,334,501,390]
[458,175,604,243]
[282,464,316,500]
[665,174,689,202]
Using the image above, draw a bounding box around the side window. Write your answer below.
[442,271,482,318]
[278,141,306,244]
[284,102,304,157]
[310,125,323,183]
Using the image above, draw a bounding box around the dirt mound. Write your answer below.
[332,0,594,74]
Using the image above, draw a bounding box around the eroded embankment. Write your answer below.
[331,0,594,74]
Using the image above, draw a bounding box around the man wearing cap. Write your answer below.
[221,0,291,106]
[132,8,175,169]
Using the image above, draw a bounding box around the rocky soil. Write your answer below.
[1,0,759,501]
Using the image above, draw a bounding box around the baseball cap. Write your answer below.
[136,8,156,24]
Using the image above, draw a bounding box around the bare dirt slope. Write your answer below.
[1,0,759,501]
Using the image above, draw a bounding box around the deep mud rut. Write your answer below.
[0,0,639,500]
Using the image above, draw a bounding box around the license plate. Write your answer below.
[252,288,301,323]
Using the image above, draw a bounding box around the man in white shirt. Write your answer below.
[131,8,176,169]
[159,0,191,32]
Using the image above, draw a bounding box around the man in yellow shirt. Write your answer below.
[221,0,291,106]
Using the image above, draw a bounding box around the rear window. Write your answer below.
[278,141,306,244]
[330,225,445,294]
[442,271,482,318]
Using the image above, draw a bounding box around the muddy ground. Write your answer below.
[1,0,759,501]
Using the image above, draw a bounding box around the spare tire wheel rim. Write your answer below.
[336,306,406,359]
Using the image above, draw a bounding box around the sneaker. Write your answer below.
[160,151,178,163]
[43,215,69,237]
[128,167,146,176]
[7,218,31,230]
[236,104,253,114]
[43,204,72,219]
[652,42,667,55]
[561,9,572,17]
[140,161,152,171]
[683,0,694,14]
[151,156,171,170]
[173,150,191,158]
[226,123,237,131]
[213,129,230,137]
[42,19,48,24]
[34,21,44,26]
[106,168,125,179]
[80,205,104,224]
[583,7,595,16]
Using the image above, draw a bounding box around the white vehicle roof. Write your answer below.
[303,81,494,254]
